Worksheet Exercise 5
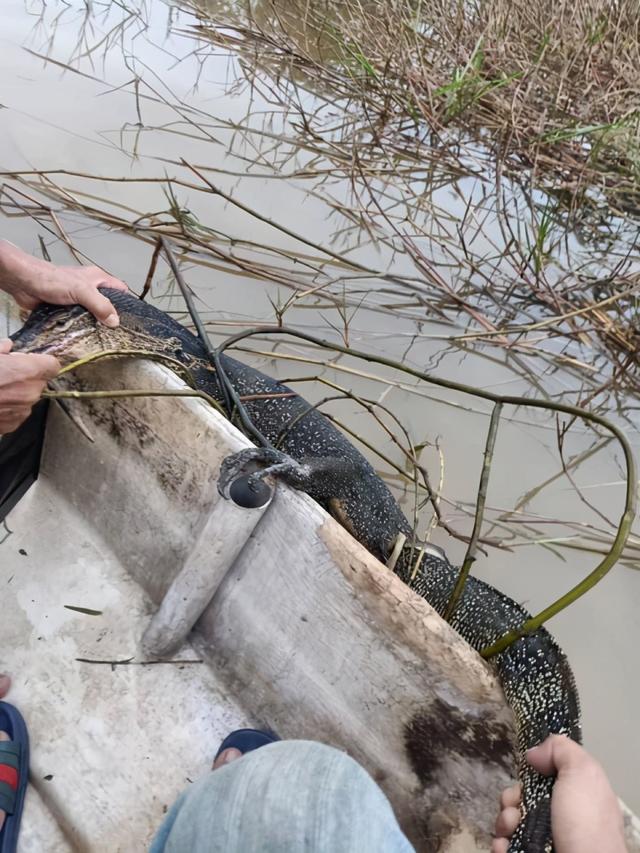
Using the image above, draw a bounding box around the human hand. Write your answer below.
[492,735,627,853]
[0,339,60,434]
[0,241,128,328]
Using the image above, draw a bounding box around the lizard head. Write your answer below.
[10,287,180,366]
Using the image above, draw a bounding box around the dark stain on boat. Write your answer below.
[404,697,515,787]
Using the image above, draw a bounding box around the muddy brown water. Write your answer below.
[2,0,639,815]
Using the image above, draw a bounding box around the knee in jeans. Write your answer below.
[266,739,376,783]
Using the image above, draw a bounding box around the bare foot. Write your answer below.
[0,674,10,699]
[212,748,242,771]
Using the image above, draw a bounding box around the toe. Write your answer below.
[0,674,11,699]
[212,747,242,770]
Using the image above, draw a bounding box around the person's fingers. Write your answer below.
[73,285,119,328]
[0,674,10,698]
[0,408,31,433]
[26,353,61,379]
[11,292,39,311]
[1,406,31,420]
[495,806,521,838]
[5,353,61,383]
[101,274,129,293]
[0,353,60,408]
[492,783,522,853]
[527,734,588,777]
[15,398,36,413]
[4,381,46,405]
[500,783,521,809]
[0,340,13,354]
[528,735,627,853]
[83,266,128,294]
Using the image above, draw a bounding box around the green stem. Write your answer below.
[52,348,226,415]
[58,349,196,388]
[44,388,226,417]
[444,401,502,622]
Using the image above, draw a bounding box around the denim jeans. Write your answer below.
[150,740,416,852]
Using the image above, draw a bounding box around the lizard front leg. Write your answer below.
[218,447,314,497]
[218,446,403,559]
[218,447,370,505]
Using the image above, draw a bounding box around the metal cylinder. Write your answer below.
[142,476,273,657]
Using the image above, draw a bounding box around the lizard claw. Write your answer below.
[218,447,309,502]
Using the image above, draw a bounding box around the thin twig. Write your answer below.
[160,236,272,447]
[76,657,203,669]
[444,402,503,621]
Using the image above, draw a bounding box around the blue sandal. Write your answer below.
[0,703,29,853]
[214,728,280,761]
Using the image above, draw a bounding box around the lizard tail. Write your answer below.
[396,549,581,853]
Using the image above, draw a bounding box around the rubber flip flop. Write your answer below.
[214,728,280,762]
[0,702,30,853]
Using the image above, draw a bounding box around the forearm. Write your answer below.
[0,241,40,297]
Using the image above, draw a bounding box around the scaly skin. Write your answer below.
[12,289,581,852]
